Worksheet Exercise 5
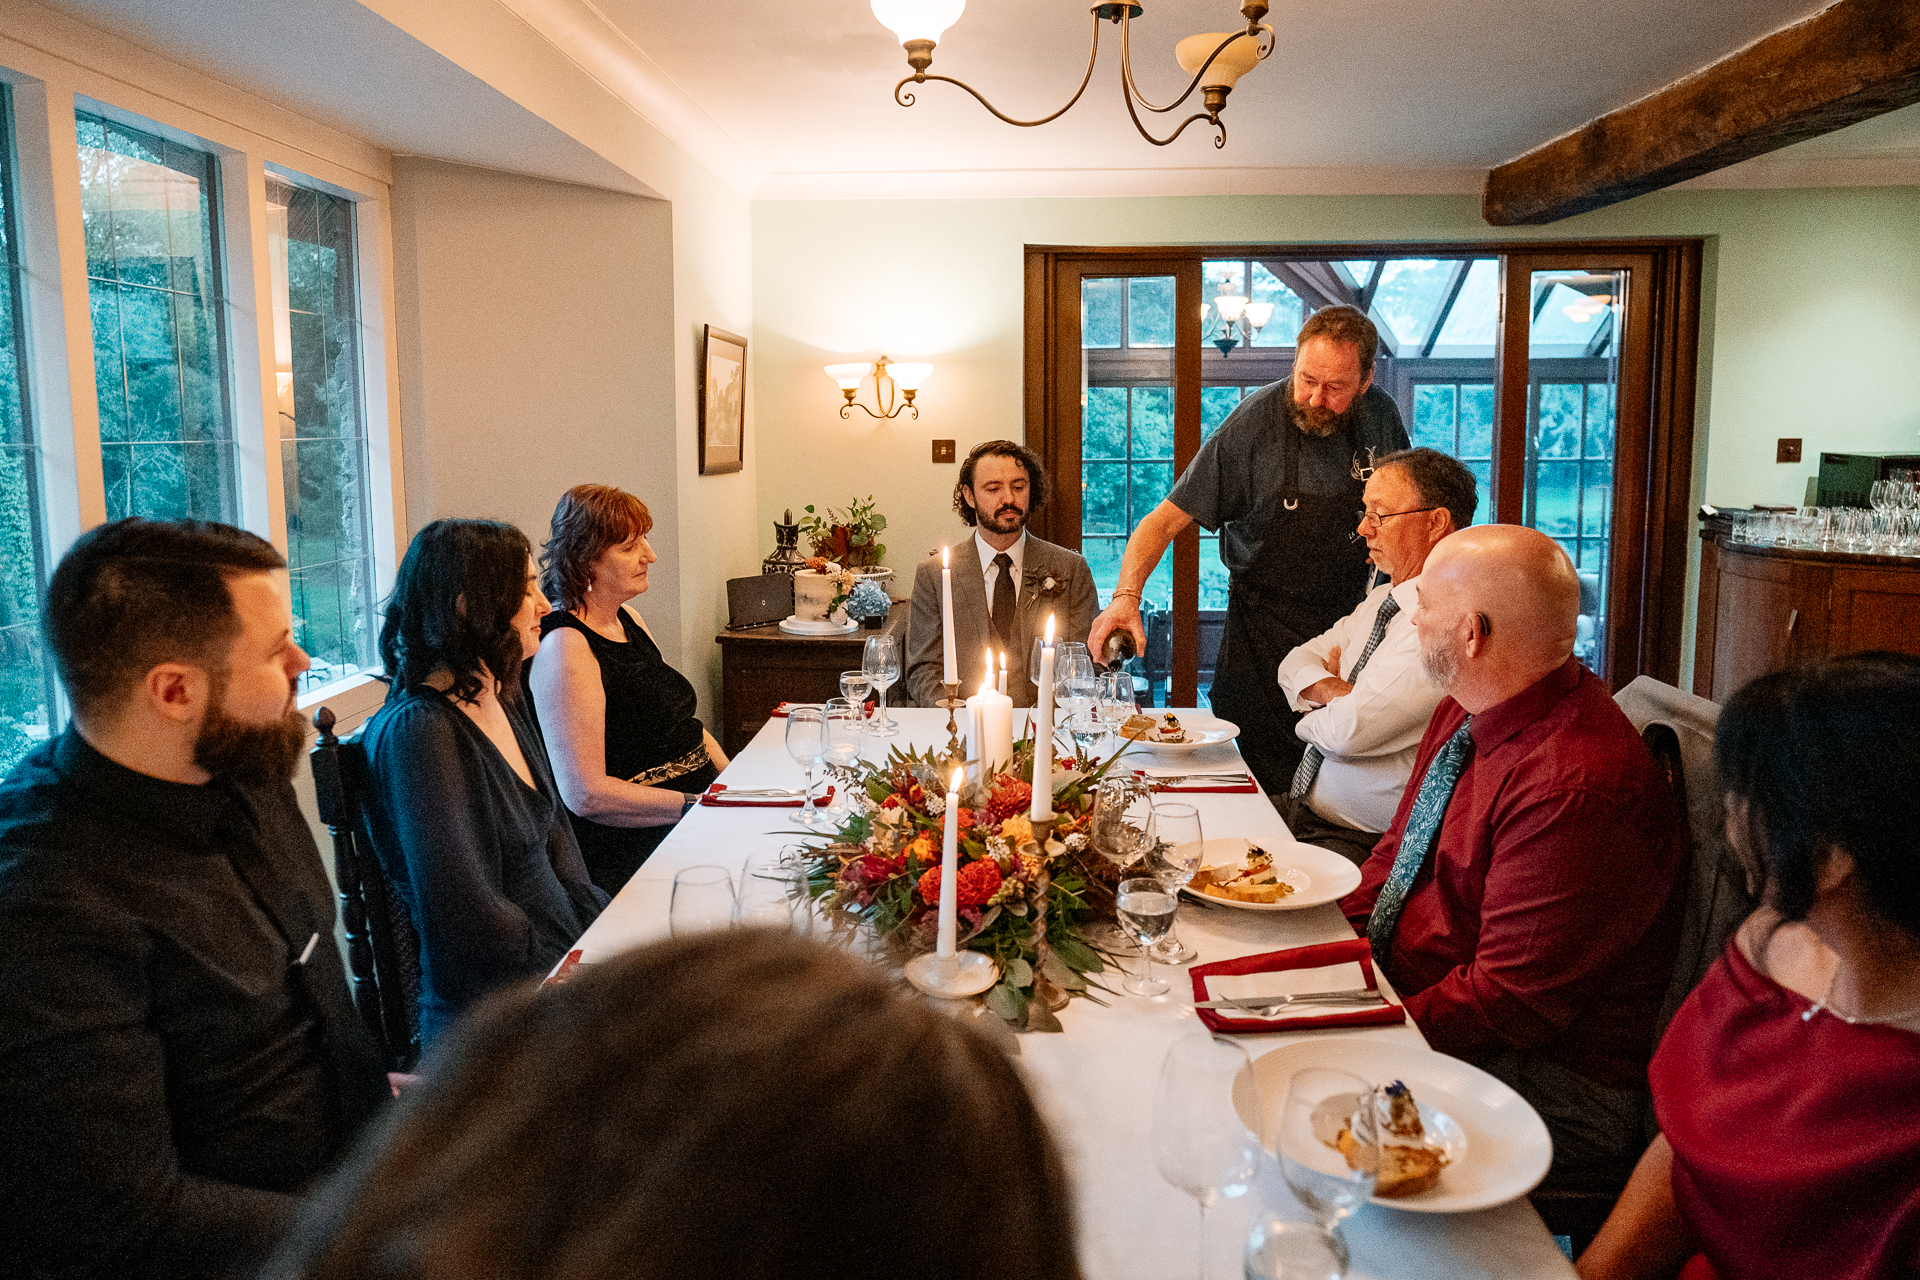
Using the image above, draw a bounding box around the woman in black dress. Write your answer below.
[359,519,607,1052]
[528,485,729,894]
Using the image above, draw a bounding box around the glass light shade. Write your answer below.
[888,362,934,390]
[1175,31,1262,89]
[825,362,872,390]
[1199,302,1211,321]
[871,0,966,45]
[1243,300,1275,328]
[1214,294,1248,323]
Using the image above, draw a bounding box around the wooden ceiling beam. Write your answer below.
[1483,0,1920,226]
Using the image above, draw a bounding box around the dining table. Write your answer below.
[564,707,1579,1280]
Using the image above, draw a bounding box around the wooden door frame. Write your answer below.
[1026,240,1702,691]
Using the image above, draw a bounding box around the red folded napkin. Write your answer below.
[1189,937,1406,1035]
[700,783,836,808]
[770,701,875,718]
[543,949,585,987]
[1134,771,1259,794]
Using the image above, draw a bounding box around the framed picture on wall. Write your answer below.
[699,325,747,475]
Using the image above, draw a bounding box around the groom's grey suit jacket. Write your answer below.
[903,531,1098,708]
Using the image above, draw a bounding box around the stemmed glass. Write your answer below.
[1116,876,1176,996]
[862,634,900,737]
[1151,1033,1262,1280]
[820,698,864,820]
[1066,710,1104,769]
[669,864,735,936]
[784,705,830,829]
[839,669,871,723]
[1099,669,1138,754]
[1148,802,1204,965]
[1275,1068,1381,1272]
[1091,779,1154,952]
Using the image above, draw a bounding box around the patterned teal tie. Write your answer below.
[1290,592,1402,801]
[1367,716,1474,972]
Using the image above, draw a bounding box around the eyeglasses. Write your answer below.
[1356,505,1442,532]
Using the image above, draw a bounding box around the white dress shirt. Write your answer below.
[975,528,1027,621]
[1276,576,1442,833]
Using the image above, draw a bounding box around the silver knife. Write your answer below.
[1191,992,1386,1010]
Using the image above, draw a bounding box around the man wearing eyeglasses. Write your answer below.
[1275,449,1475,867]
[1088,305,1409,795]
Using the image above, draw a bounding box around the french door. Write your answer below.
[1024,242,1701,705]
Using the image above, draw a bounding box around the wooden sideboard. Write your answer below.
[714,603,909,756]
[1694,515,1920,703]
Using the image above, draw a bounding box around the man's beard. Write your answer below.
[194,676,311,786]
[977,502,1028,535]
[1420,630,1462,692]
[1290,391,1357,438]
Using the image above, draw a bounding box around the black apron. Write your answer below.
[1207,415,1375,796]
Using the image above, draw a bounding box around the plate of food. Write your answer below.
[1116,711,1238,753]
[1233,1035,1552,1213]
[1180,837,1362,911]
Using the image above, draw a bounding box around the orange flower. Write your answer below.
[904,831,936,866]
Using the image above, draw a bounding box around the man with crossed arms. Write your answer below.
[1277,448,1476,868]
[1341,524,1687,1200]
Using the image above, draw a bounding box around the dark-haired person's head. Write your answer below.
[1290,305,1380,437]
[379,520,545,705]
[1715,653,1920,941]
[267,931,1083,1280]
[540,485,655,613]
[44,517,310,785]
[954,439,1049,533]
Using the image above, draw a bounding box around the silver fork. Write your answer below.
[1216,989,1384,1016]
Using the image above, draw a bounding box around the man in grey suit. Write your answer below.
[905,440,1098,708]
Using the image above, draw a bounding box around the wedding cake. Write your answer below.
[791,569,846,624]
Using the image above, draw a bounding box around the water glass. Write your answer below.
[821,698,864,818]
[784,705,830,829]
[839,669,871,719]
[1148,802,1203,965]
[1245,1216,1348,1280]
[1277,1068,1379,1270]
[1092,777,1155,872]
[734,848,808,931]
[1066,710,1103,768]
[862,634,901,737]
[670,864,735,936]
[1151,1032,1261,1280]
[1116,876,1175,996]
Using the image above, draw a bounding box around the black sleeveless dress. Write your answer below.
[534,608,717,894]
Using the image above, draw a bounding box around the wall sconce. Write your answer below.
[1200,296,1273,356]
[824,355,933,419]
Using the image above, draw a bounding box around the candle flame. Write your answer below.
[998,651,1007,672]
[950,766,965,793]
[1044,614,1056,644]
[942,545,949,567]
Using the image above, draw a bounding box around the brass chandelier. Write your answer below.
[870,0,1276,148]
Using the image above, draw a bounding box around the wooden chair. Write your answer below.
[310,706,421,1073]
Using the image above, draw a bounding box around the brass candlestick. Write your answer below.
[935,682,968,774]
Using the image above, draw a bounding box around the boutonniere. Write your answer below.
[1026,570,1065,600]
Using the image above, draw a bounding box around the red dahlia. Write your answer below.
[984,777,1032,826]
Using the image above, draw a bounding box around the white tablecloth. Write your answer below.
[567,708,1576,1280]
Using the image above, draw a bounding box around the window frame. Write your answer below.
[1024,240,1703,700]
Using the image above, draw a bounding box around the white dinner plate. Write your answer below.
[1128,714,1239,753]
[1179,836,1363,911]
[1232,1035,1553,1213]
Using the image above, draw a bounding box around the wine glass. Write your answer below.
[1089,779,1154,952]
[784,705,830,829]
[1151,1032,1262,1280]
[1099,669,1138,754]
[821,698,864,819]
[839,669,871,722]
[734,848,808,931]
[1276,1068,1380,1272]
[1116,876,1175,996]
[1149,802,1204,965]
[1244,1216,1347,1280]
[862,634,900,737]
[670,864,735,936]
[1066,710,1104,769]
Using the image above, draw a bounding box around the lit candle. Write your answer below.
[982,645,995,692]
[940,546,957,686]
[997,649,1008,696]
[1030,614,1056,821]
[970,675,1014,775]
[937,765,964,958]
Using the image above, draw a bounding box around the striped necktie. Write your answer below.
[1367,716,1474,973]
[1290,592,1402,801]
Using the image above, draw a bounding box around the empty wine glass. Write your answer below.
[784,705,830,829]
[1067,710,1104,769]
[734,848,807,931]
[1151,1032,1262,1280]
[1116,876,1175,996]
[821,698,864,819]
[862,634,900,737]
[1148,802,1203,965]
[1276,1068,1380,1273]
[1099,669,1138,752]
[1091,780,1154,952]
[670,864,735,937]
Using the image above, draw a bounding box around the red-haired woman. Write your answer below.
[528,485,729,894]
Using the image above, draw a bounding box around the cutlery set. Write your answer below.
[1191,987,1387,1015]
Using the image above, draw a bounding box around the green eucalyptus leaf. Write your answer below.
[1005,956,1034,988]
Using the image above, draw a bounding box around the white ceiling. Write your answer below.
[29,0,1920,202]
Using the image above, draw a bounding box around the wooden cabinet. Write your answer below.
[1694,517,1920,702]
[713,604,908,756]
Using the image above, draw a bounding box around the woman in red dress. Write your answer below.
[1578,654,1920,1280]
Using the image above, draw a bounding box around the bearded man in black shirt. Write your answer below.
[0,519,388,1279]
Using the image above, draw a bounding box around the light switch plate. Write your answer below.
[932,439,956,463]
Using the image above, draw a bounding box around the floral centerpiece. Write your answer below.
[802,734,1134,1031]
[800,496,888,568]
